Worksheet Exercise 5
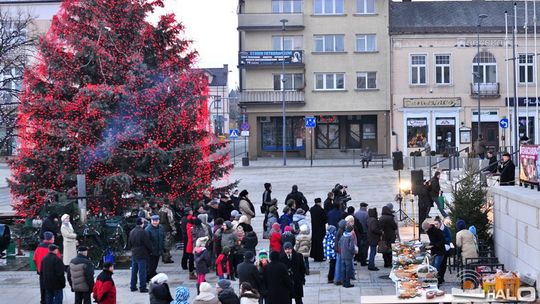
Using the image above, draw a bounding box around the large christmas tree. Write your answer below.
[9,0,231,217]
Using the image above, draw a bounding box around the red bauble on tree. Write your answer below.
[9,0,232,217]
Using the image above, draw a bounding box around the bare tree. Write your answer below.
[0,10,37,156]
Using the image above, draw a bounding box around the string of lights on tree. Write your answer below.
[9,0,232,218]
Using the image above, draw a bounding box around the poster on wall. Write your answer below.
[519,145,540,185]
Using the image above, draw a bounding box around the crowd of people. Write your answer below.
[31,180,482,304]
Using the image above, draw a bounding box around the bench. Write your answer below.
[370,154,387,168]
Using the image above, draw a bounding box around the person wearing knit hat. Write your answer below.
[194,236,211,294]
[339,223,356,288]
[237,250,262,297]
[280,238,306,303]
[216,279,240,304]
[171,286,190,304]
[269,223,282,253]
[215,246,232,280]
[282,226,296,248]
[295,224,312,275]
[149,273,173,303]
[193,282,219,304]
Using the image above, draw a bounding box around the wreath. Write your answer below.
[320,115,337,123]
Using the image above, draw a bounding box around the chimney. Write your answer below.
[223,64,229,71]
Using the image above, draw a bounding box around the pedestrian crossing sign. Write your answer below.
[229,129,240,138]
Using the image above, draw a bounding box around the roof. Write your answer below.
[390,1,536,35]
[197,66,228,87]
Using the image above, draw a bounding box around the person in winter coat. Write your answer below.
[263,251,293,304]
[238,215,253,233]
[279,206,294,232]
[239,282,260,304]
[499,152,516,185]
[180,208,196,278]
[285,185,309,213]
[171,286,190,304]
[68,246,95,304]
[339,225,356,288]
[35,232,60,304]
[158,199,176,263]
[128,217,153,292]
[194,236,211,293]
[434,216,451,284]
[261,183,276,231]
[218,194,236,222]
[309,198,327,262]
[193,282,220,304]
[354,202,369,266]
[367,208,382,271]
[323,225,337,283]
[327,203,345,228]
[455,219,478,263]
[323,192,335,214]
[217,279,240,304]
[221,221,239,278]
[60,214,77,267]
[238,190,256,224]
[264,206,279,239]
[281,226,296,248]
[148,273,173,304]
[237,251,262,294]
[294,224,312,275]
[40,213,60,241]
[241,231,258,257]
[429,172,441,204]
[280,242,306,304]
[422,220,446,275]
[292,209,310,233]
[146,215,165,281]
[418,180,433,235]
[41,244,65,304]
[379,206,398,268]
[216,246,232,280]
[333,219,347,285]
[93,262,116,304]
[361,147,373,168]
[269,223,282,253]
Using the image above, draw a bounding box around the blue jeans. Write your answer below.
[45,289,63,304]
[334,254,341,282]
[368,245,377,268]
[432,254,444,272]
[130,258,148,290]
[340,258,354,286]
[436,201,448,217]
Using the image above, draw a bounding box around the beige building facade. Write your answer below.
[238,0,390,160]
[391,1,540,156]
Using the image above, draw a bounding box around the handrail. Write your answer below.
[453,150,520,192]
[427,147,470,180]
[412,147,431,169]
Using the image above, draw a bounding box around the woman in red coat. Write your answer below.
[93,262,116,304]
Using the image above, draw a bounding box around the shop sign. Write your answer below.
[239,50,303,66]
[403,97,461,108]
[436,119,455,126]
[407,119,427,127]
[506,97,540,107]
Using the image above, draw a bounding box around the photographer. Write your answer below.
[333,184,351,210]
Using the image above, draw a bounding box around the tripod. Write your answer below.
[396,170,411,222]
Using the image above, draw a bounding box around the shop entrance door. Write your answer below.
[347,122,361,149]
[472,122,499,151]
[435,118,456,154]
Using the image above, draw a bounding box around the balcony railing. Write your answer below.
[238,13,304,31]
[470,82,500,98]
[238,90,305,105]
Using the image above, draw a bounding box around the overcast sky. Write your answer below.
[160,0,239,89]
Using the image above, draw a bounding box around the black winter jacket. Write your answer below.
[237,260,262,292]
[367,209,382,246]
[241,231,258,254]
[128,226,153,260]
[41,252,66,290]
[218,288,240,304]
[426,225,446,256]
[149,282,173,304]
[379,206,397,243]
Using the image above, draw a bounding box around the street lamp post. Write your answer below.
[281,19,288,166]
[476,14,488,141]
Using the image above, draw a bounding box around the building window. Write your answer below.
[261,117,305,151]
[313,35,344,52]
[314,0,344,15]
[519,54,534,84]
[357,0,375,14]
[355,34,376,52]
[314,73,345,90]
[435,54,451,84]
[272,0,303,13]
[0,68,22,104]
[272,35,303,50]
[356,72,376,89]
[410,54,427,85]
[213,97,222,109]
[407,118,428,148]
[472,51,497,83]
[273,73,304,90]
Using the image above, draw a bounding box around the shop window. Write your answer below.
[261,117,305,151]
[407,118,428,148]
[519,116,535,142]
[316,123,339,149]
[363,123,376,139]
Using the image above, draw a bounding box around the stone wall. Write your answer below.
[490,186,540,287]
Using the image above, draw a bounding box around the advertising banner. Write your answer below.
[519,145,540,184]
[239,50,303,66]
